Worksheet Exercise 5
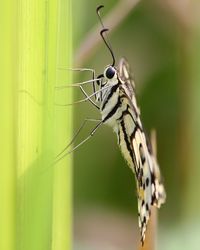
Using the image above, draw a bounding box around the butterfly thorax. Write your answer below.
[100,78,124,127]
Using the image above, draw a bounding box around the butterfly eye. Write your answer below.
[105,66,116,79]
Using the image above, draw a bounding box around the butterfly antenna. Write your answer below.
[96,5,115,66]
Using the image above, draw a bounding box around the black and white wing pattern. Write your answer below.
[117,58,166,244]
[119,57,135,96]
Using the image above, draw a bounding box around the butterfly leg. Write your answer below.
[54,118,102,164]
[72,68,99,105]
[59,67,97,98]
[55,84,111,107]
[78,85,99,109]
[56,67,99,109]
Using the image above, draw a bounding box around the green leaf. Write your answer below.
[0,0,72,249]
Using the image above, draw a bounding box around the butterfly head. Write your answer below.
[104,66,117,80]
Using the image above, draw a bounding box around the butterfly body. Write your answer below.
[97,58,166,244]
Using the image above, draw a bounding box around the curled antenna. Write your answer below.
[96,5,105,28]
[100,29,115,67]
[96,5,115,66]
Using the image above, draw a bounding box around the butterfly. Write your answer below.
[94,6,166,244]
[56,4,166,245]
[101,57,166,244]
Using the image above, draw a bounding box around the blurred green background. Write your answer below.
[72,0,200,249]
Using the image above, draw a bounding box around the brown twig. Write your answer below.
[139,207,157,250]
[74,0,140,67]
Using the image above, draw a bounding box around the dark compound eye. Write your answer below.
[105,66,116,79]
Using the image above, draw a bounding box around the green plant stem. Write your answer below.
[52,0,72,249]
[0,1,17,250]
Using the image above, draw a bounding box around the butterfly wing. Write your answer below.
[119,57,140,116]
[119,57,135,98]
[132,128,154,244]
[118,58,166,244]
[147,134,166,208]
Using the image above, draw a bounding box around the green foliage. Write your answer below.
[0,0,72,249]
